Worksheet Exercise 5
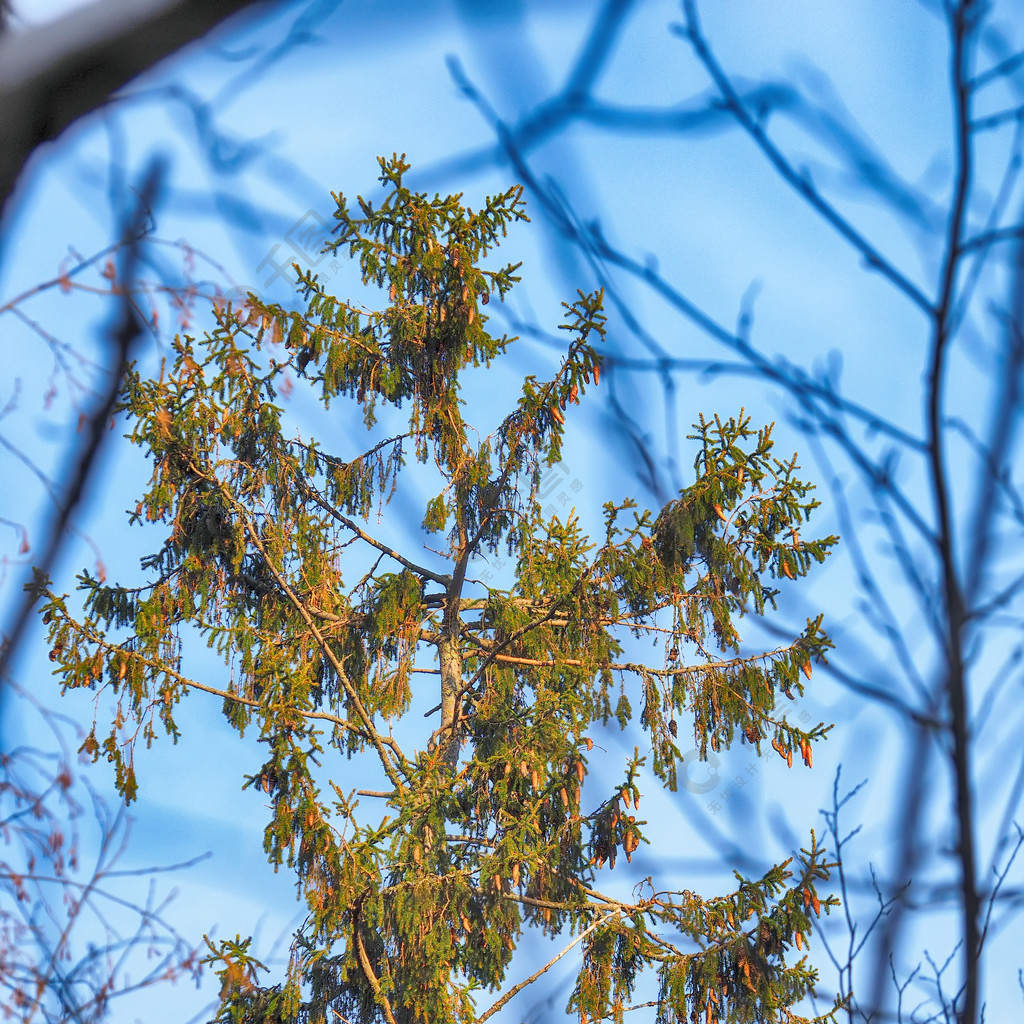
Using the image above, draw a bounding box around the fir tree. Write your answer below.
[40,155,843,1024]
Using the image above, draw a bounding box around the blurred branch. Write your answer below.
[0,0,281,225]
[678,0,934,316]
[441,3,1023,1018]
[0,159,163,696]
[1,682,204,1021]
[926,9,981,1022]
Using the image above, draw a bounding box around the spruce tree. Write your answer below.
[40,155,843,1024]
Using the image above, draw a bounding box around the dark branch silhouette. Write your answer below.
[0,0,283,228]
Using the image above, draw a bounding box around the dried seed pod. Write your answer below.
[511,862,520,887]
[467,307,475,325]
[569,383,578,404]
[481,291,489,305]
[551,405,565,425]
[737,466,745,484]
[560,787,569,808]
[786,748,793,769]
[531,768,540,790]
[621,789,631,809]
[803,661,812,680]
[812,893,821,915]
[593,363,600,386]
[803,887,812,909]
[585,737,594,751]
[782,559,795,580]
[576,760,585,784]
[794,931,803,950]
[714,504,727,524]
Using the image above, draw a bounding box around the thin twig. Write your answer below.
[478,913,614,1023]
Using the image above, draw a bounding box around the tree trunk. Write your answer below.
[437,634,462,769]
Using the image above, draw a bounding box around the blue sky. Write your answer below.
[3,1,1023,1020]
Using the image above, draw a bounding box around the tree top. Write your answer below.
[41,155,843,1024]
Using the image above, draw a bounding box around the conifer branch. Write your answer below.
[60,617,374,743]
[459,580,588,695]
[302,480,453,588]
[165,458,414,784]
[353,921,400,1024]
[233,508,411,790]
[478,912,615,1023]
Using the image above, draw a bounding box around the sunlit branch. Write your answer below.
[353,923,399,1024]
[301,478,453,588]
[478,912,615,1024]
[65,617,373,744]
[231,502,412,789]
